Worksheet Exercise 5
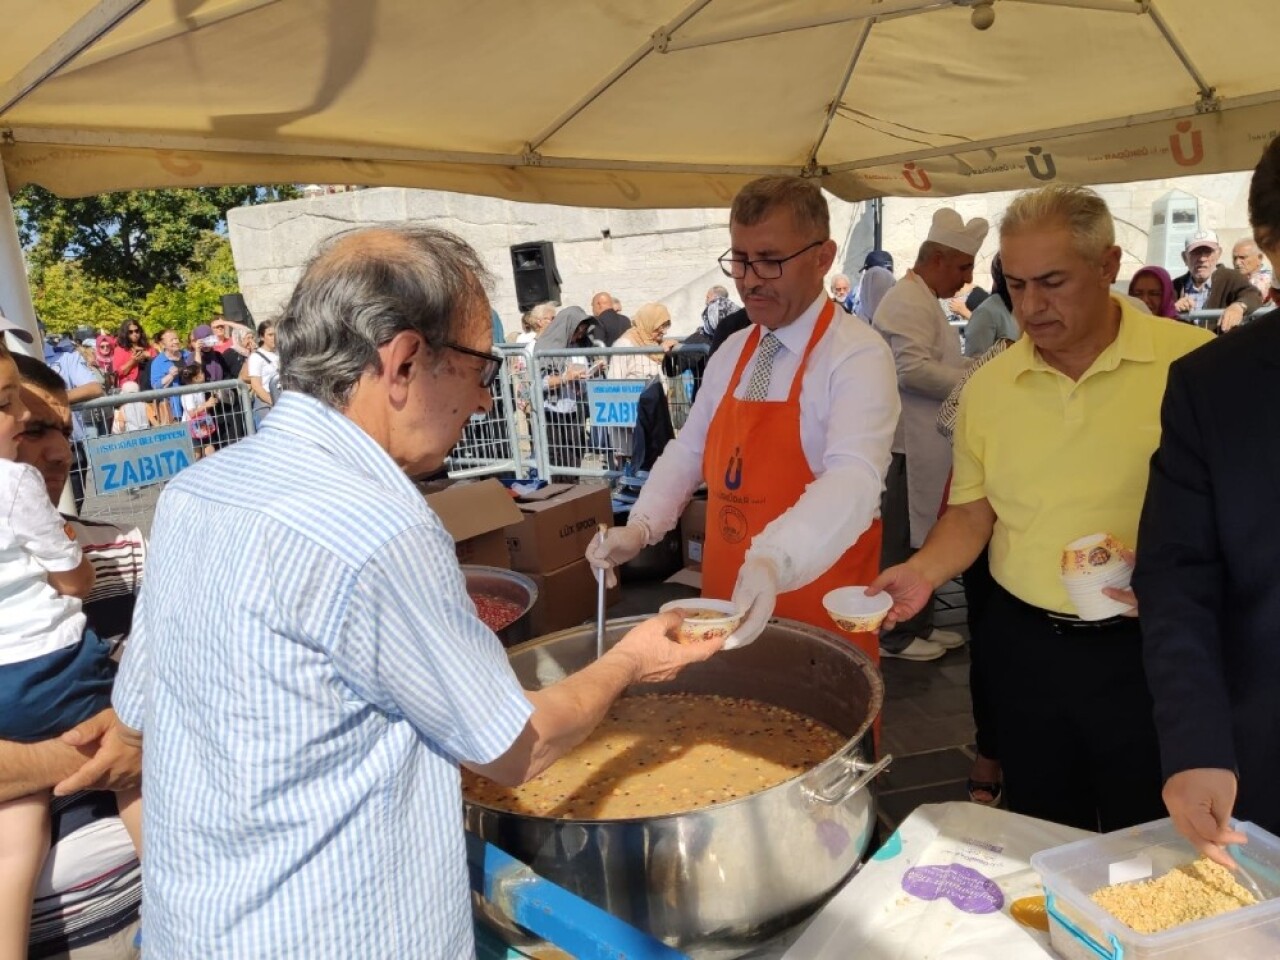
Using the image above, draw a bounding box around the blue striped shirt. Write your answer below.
[114,392,533,958]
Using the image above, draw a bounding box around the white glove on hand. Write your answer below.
[585,523,648,588]
[726,556,780,649]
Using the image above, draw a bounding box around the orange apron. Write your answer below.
[701,301,883,663]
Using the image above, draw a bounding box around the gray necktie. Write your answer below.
[744,333,781,401]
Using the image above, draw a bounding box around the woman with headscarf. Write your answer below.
[662,292,737,402]
[535,306,602,477]
[1128,266,1179,320]
[853,266,896,325]
[608,303,671,380]
[962,254,1020,357]
[607,303,674,467]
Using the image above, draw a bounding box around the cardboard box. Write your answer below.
[421,478,523,568]
[505,483,614,574]
[529,557,620,636]
[680,497,708,571]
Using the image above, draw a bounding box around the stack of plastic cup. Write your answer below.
[1060,533,1134,620]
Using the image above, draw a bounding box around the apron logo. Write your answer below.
[718,505,748,545]
[724,447,744,491]
[1170,121,1204,167]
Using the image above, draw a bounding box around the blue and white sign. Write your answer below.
[587,379,647,428]
[84,425,195,495]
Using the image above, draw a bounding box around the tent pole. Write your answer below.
[0,163,39,359]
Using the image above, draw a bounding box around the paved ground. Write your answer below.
[611,575,976,835]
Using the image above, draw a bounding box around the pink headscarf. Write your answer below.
[1129,267,1178,320]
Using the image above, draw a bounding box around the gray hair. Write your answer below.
[520,301,558,333]
[707,284,730,299]
[914,240,968,268]
[277,226,491,408]
[1000,184,1115,259]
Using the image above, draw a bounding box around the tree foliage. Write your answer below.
[15,184,296,338]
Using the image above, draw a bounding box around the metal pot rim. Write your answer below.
[463,615,884,824]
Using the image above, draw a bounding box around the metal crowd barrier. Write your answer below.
[518,343,709,482]
[66,341,714,527]
[70,379,256,529]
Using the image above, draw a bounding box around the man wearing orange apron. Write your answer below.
[588,177,899,659]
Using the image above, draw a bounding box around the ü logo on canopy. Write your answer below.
[1025,146,1057,182]
[1170,121,1204,167]
[724,447,744,491]
[902,162,932,192]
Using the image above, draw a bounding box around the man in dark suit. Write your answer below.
[590,290,631,345]
[1133,134,1280,866]
[1171,229,1262,332]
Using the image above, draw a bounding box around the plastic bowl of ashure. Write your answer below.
[822,586,892,635]
[658,598,744,644]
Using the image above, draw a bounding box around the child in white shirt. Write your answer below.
[0,341,140,957]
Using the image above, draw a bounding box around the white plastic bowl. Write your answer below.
[659,598,743,644]
[822,587,892,634]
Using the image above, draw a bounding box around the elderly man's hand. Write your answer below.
[1174,295,1196,315]
[868,564,933,630]
[1164,768,1246,870]
[53,708,142,796]
[613,610,723,683]
[1218,303,1246,332]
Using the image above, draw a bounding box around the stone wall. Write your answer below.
[228,187,859,338]
[227,171,1255,339]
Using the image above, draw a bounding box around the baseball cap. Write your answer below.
[862,250,895,272]
[1184,229,1221,254]
[0,308,35,345]
[193,324,214,339]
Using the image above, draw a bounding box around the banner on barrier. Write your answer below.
[586,379,646,428]
[84,425,196,495]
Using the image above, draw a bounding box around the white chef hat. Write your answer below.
[927,208,989,256]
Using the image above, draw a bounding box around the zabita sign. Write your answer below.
[586,379,647,428]
[84,425,195,495]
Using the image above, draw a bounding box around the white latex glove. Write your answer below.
[585,523,647,588]
[726,556,780,649]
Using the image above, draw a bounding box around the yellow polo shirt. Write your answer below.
[949,297,1212,613]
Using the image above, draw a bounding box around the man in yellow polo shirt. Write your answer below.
[872,184,1211,832]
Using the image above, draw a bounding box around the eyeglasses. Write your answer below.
[718,240,824,280]
[444,340,504,388]
[127,328,142,335]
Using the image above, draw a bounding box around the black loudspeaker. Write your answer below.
[510,241,562,311]
[220,293,254,327]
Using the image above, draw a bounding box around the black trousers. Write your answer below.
[983,585,1165,832]
[962,546,998,761]
[879,452,934,650]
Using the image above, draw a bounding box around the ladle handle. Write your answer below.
[594,524,608,661]
[804,751,892,806]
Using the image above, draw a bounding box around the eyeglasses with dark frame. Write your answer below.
[443,340,504,388]
[718,240,825,280]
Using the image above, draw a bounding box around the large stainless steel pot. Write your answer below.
[467,616,888,959]
[461,565,538,648]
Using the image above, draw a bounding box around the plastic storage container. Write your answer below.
[1031,818,1280,959]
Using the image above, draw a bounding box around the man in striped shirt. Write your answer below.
[112,226,722,958]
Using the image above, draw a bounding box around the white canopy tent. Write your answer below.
[3,0,1277,345]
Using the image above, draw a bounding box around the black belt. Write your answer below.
[998,586,1134,632]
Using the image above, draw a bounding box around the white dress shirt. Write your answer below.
[630,292,899,592]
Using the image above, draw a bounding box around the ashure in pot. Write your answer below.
[466,616,889,959]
